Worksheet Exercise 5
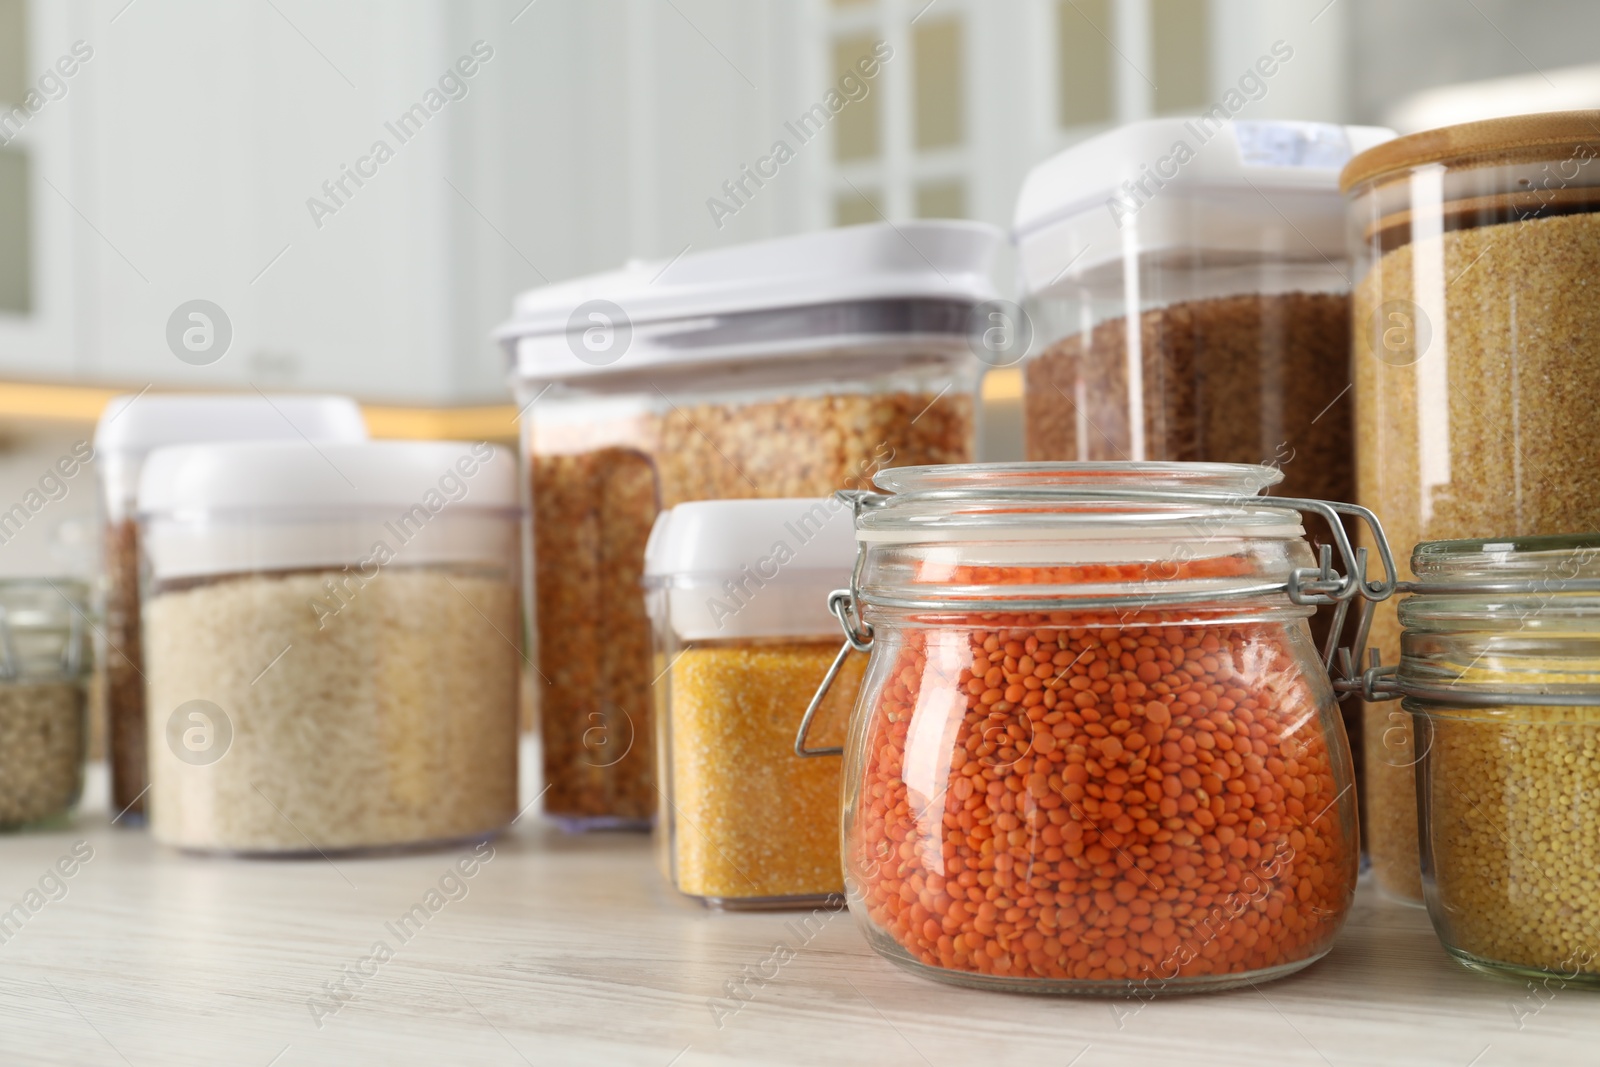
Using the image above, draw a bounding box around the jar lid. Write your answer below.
[858,462,1304,545]
[0,579,89,681]
[1400,533,1600,614]
[1385,534,1600,712]
[644,498,855,640]
[138,441,518,580]
[644,498,856,580]
[496,221,1000,383]
[93,393,368,456]
[1340,109,1600,192]
[139,440,516,514]
[836,462,1393,622]
[1014,118,1394,296]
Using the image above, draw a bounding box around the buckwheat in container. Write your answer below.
[497,222,998,831]
[1014,119,1393,497]
[645,497,861,909]
[93,394,367,823]
[138,441,519,855]
[1345,110,1600,903]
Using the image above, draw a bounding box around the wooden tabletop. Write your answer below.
[1,757,1593,1067]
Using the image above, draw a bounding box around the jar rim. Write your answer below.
[1399,534,1600,626]
[1412,533,1600,580]
[859,462,1304,543]
[1396,537,1600,703]
[872,460,1282,496]
[845,462,1349,617]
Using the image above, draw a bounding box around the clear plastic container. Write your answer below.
[644,498,861,909]
[809,462,1372,994]
[497,221,998,831]
[137,441,519,855]
[0,579,91,830]
[1385,535,1600,985]
[1014,119,1392,498]
[1344,110,1600,903]
[92,394,367,822]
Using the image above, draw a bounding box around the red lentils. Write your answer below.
[848,562,1356,990]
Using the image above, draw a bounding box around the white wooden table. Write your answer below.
[0,756,1592,1067]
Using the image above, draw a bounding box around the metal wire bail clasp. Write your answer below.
[794,589,873,759]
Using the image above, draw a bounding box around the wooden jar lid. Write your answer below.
[1340,110,1600,192]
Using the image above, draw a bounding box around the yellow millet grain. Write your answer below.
[1354,211,1600,901]
[1424,710,1600,975]
[667,642,864,902]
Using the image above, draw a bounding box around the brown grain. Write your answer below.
[104,519,147,819]
[1023,292,1352,505]
[530,387,973,828]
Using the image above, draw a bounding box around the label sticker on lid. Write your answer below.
[1235,121,1352,169]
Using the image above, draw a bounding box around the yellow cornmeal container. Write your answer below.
[1384,534,1600,985]
[644,498,862,909]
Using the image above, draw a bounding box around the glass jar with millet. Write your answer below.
[1369,535,1600,986]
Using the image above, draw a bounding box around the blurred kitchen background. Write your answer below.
[0,0,1596,577]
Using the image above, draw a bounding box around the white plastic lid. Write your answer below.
[1013,119,1396,296]
[138,441,518,580]
[93,393,368,455]
[644,497,857,641]
[498,221,1002,382]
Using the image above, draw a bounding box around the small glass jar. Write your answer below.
[497,222,997,831]
[0,579,90,830]
[807,463,1377,994]
[1383,534,1600,984]
[138,441,520,855]
[1346,111,1600,904]
[92,394,366,823]
[645,498,861,909]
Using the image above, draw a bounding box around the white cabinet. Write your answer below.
[0,0,1356,404]
[0,0,820,403]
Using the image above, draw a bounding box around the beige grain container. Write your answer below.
[495,222,997,832]
[92,394,367,824]
[138,441,521,855]
[1344,110,1600,903]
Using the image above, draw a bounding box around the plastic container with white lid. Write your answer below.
[93,392,368,823]
[644,497,861,909]
[137,440,520,855]
[496,221,998,832]
[1014,118,1393,505]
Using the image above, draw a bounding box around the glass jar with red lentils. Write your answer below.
[807,462,1389,994]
